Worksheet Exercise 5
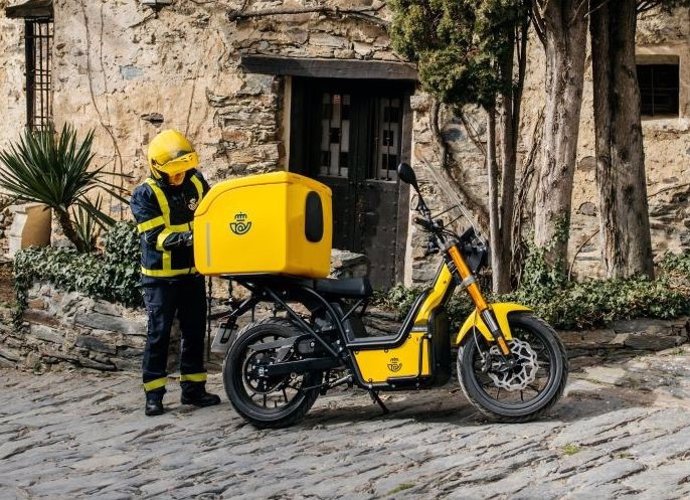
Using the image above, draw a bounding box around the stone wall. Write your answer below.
[0,249,369,371]
[0,202,12,257]
[45,0,401,216]
[0,0,27,146]
[0,283,147,371]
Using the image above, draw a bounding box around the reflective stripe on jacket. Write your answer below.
[130,170,209,282]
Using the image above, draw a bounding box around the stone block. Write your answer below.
[113,357,140,371]
[30,324,64,345]
[23,309,61,328]
[0,346,20,362]
[309,33,349,49]
[559,329,616,349]
[623,333,683,351]
[329,249,369,279]
[77,356,116,371]
[116,346,145,359]
[27,298,46,310]
[93,300,124,317]
[75,335,117,355]
[74,312,145,336]
[88,352,113,365]
[0,356,15,368]
[611,318,671,335]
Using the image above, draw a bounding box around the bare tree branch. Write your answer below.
[426,101,490,231]
[572,0,590,23]
[585,0,614,18]
[568,229,599,281]
[455,107,487,155]
[529,8,546,45]
[512,107,544,283]
[637,1,662,13]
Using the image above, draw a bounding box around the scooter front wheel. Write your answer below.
[223,318,322,428]
[457,313,568,422]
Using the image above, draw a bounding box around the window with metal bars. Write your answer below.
[637,63,679,118]
[24,18,53,130]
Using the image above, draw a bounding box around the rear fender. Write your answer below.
[453,303,531,346]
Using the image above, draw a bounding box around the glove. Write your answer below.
[182,231,193,247]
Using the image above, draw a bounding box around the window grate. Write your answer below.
[637,63,679,118]
[25,18,53,130]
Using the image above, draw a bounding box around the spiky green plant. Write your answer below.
[0,124,127,252]
[71,194,106,251]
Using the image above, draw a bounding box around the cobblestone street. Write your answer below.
[1,349,690,499]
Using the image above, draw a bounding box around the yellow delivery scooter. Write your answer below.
[197,163,567,428]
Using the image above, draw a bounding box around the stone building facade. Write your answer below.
[0,0,689,286]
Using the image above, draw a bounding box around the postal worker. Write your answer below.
[130,129,221,416]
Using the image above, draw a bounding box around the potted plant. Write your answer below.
[0,124,127,253]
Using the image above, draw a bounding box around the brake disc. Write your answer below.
[487,338,539,391]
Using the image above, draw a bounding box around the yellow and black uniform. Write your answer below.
[131,169,210,395]
[131,170,207,283]
[130,129,220,416]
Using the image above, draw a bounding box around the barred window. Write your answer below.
[5,1,54,130]
[637,63,680,118]
[25,18,53,130]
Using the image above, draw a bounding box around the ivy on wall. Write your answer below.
[13,221,141,325]
[373,252,690,331]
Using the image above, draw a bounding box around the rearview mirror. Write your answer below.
[397,163,418,191]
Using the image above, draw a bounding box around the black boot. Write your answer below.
[145,391,165,416]
[181,383,221,407]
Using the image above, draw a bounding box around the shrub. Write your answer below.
[13,221,141,324]
[373,252,690,331]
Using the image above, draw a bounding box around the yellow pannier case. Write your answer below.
[194,171,333,278]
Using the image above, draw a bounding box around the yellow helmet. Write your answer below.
[147,129,199,179]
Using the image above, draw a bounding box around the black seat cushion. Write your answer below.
[313,277,373,298]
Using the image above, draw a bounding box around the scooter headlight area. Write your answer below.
[201,165,568,428]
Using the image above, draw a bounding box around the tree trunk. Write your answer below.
[487,108,504,294]
[496,25,519,294]
[590,0,654,279]
[534,1,587,275]
[55,207,85,253]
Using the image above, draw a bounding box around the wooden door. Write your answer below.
[290,78,412,289]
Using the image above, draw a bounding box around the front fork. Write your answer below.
[447,245,512,356]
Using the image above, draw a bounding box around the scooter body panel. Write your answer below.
[413,265,453,326]
[352,329,431,383]
[454,303,531,346]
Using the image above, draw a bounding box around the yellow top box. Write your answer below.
[194,171,333,278]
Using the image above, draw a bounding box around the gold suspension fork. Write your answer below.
[448,245,512,356]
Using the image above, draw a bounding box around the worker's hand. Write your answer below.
[182,231,193,247]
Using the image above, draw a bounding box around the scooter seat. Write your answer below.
[312,277,373,298]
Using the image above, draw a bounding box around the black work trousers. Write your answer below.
[141,275,207,393]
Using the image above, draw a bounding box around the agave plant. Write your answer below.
[0,124,127,252]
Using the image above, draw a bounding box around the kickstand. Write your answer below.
[369,390,389,415]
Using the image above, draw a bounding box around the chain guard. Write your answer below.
[486,338,539,391]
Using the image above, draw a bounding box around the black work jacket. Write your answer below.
[130,170,209,284]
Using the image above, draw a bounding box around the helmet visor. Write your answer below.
[152,151,199,176]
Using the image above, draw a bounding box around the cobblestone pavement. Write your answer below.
[1,348,689,499]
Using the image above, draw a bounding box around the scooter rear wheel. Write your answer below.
[223,318,322,428]
[457,313,568,422]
